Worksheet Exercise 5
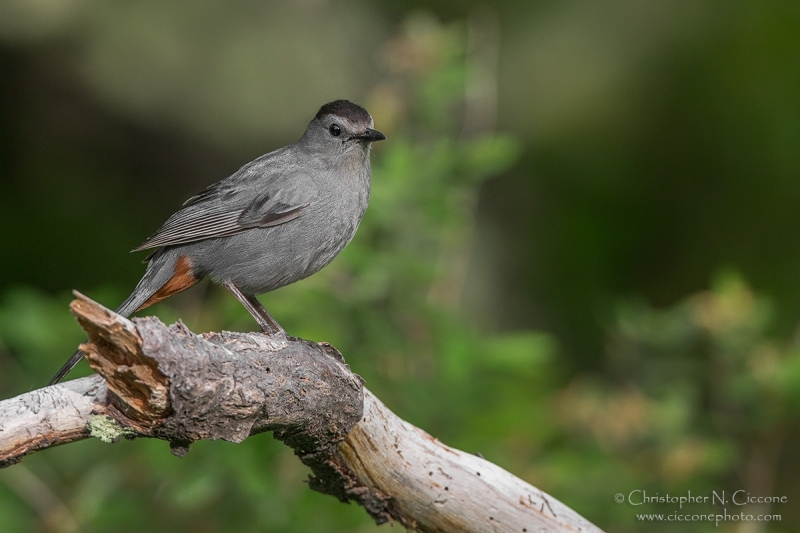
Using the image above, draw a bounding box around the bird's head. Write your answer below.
[300,100,385,159]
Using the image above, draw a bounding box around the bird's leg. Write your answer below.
[242,293,285,336]
[223,281,285,337]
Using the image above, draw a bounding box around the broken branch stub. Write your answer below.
[71,294,170,424]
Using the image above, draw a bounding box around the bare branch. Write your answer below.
[0,293,603,533]
[0,376,106,468]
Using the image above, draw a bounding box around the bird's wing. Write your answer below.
[131,169,314,252]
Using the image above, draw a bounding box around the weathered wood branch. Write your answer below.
[0,293,603,533]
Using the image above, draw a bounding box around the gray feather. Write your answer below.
[132,155,316,252]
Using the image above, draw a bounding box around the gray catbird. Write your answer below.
[49,100,385,384]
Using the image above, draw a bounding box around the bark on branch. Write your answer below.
[0,293,603,533]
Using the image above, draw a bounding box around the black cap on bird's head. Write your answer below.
[316,100,372,124]
[309,100,386,146]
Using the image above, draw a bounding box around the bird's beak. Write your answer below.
[352,128,386,143]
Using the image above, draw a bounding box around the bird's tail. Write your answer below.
[48,250,191,385]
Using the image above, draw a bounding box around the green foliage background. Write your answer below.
[1,3,799,532]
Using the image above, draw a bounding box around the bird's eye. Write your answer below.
[329,123,341,137]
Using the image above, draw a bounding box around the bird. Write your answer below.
[49,100,385,385]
